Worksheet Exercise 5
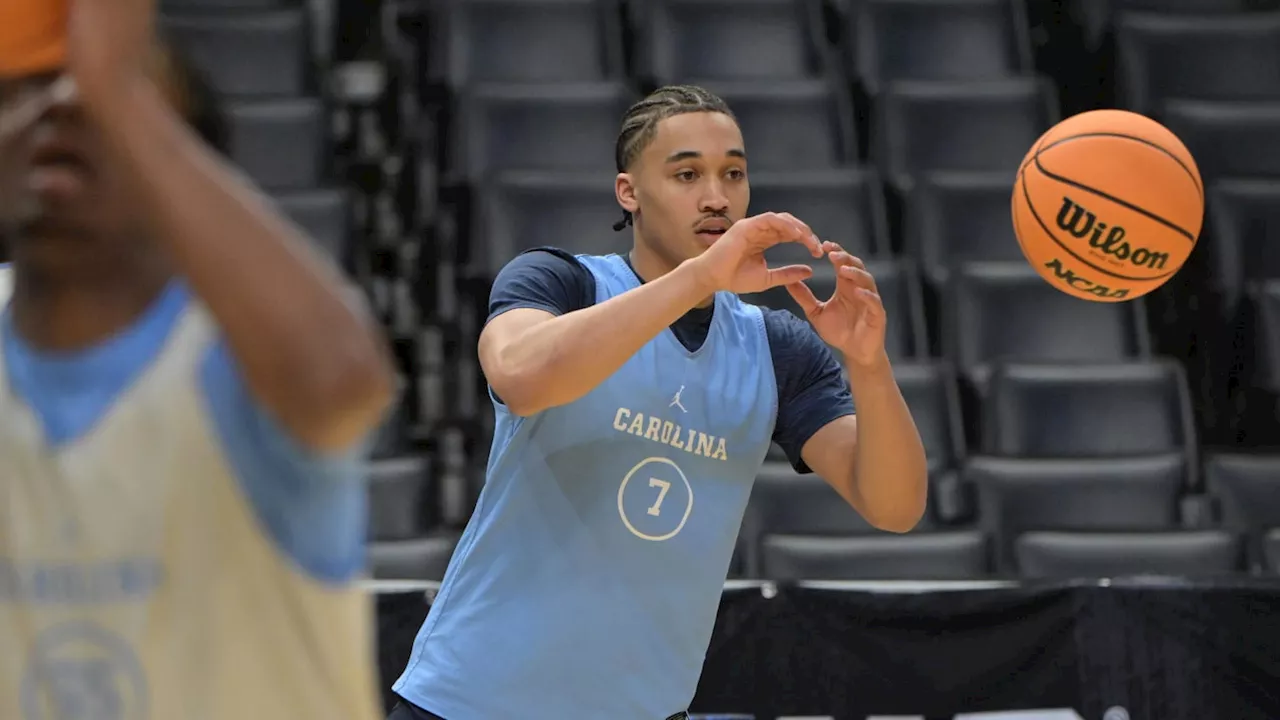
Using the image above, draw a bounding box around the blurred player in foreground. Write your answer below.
[389,85,929,719]
[0,0,395,717]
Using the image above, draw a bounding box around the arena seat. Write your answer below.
[368,456,434,541]
[369,534,461,581]
[432,0,625,86]
[746,462,894,539]
[1014,530,1242,578]
[875,78,1057,190]
[163,8,308,97]
[749,169,892,259]
[895,361,967,472]
[982,361,1196,461]
[476,170,619,275]
[1161,100,1280,179]
[1253,281,1280,391]
[225,99,325,191]
[906,171,1029,286]
[849,0,1035,94]
[760,530,990,580]
[276,188,352,260]
[1115,11,1280,115]
[452,81,635,181]
[743,259,930,360]
[1207,453,1280,569]
[944,263,1149,386]
[969,455,1187,571]
[692,80,860,170]
[1262,529,1280,574]
[635,0,830,83]
[1207,179,1280,315]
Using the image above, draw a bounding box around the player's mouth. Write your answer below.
[26,137,92,199]
[695,218,731,244]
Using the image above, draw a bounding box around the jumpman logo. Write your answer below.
[670,386,687,413]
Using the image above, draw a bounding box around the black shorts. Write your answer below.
[386,697,690,720]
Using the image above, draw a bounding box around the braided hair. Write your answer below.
[612,85,734,231]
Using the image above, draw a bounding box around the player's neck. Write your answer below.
[628,241,714,309]
[8,262,173,352]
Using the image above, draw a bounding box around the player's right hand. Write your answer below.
[689,212,823,295]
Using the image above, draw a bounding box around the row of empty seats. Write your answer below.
[367,449,1280,580]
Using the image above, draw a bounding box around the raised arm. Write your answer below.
[67,0,395,451]
[482,213,822,417]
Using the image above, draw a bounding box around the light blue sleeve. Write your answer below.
[199,339,370,585]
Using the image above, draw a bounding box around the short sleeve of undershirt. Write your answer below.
[761,308,856,474]
[487,248,596,323]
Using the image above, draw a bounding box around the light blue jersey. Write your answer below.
[395,254,778,719]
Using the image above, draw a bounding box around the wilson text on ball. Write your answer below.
[1055,197,1170,272]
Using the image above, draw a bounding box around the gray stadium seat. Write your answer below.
[760,531,989,580]
[945,263,1148,385]
[852,0,1035,93]
[876,79,1056,189]
[750,169,891,260]
[1207,179,1280,314]
[697,81,860,170]
[969,455,1186,571]
[164,8,307,97]
[640,0,830,82]
[745,462,915,539]
[368,456,433,541]
[277,188,351,260]
[1262,528,1280,574]
[743,259,930,360]
[906,171,1028,285]
[226,99,325,191]
[1014,531,1242,579]
[1254,281,1280,391]
[1207,453,1280,568]
[454,82,635,181]
[477,171,620,275]
[369,534,460,581]
[1162,100,1280,179]
[983,361,1195,459]
[896,362,966,472]
[1116,12,1280,115]
[434,0,625,86]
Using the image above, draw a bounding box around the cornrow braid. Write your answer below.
[612,85,735,231]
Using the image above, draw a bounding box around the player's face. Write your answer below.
[632,111,749,263]
[0,70,137,261]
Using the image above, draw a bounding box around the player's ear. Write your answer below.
[615,173,639,214]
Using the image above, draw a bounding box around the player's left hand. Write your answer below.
[785,242,888,369]
[66,0,157,110]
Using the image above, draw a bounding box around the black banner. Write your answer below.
[374,580,1280,720]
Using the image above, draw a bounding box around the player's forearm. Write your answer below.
[89,79,395,450]
[491,260,713,416]
[846,353,929,533]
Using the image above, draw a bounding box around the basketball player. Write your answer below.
[1,0,394,718]
[389,85,929,719]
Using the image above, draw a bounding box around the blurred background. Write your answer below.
[127,0,1280,716]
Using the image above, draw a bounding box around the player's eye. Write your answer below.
[674,169,698,182]
[726,168,746,180]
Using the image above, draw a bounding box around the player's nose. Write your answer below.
[698,181,729,214]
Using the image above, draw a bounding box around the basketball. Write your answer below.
[1011,109,1203,302]
[0,0,67,77]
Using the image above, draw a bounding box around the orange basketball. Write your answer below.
[1011,109,1203,302]
[0,0,68,78]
